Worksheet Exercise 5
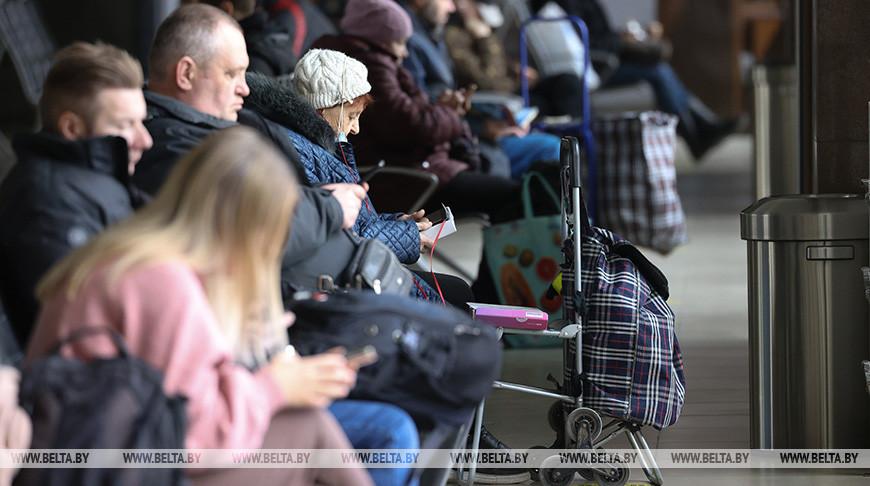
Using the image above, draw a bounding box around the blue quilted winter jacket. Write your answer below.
[287,130,422,264]
[241,72,439,301]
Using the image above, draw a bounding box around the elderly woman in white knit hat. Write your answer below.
[293,49,374,144]
[291,48,437,260]
[247,49,481,308]
[244,49,447,292]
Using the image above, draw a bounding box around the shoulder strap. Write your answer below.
[612,243,670,300]
[49,326,130,358]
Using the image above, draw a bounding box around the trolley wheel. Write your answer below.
[527,445,548,482]
[566,407,603,445]
[539,455,575,486]
[547,400,565,432]
[593,465,629,486]
[578,468,594,481]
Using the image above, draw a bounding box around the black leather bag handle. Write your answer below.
[49,326,130,358]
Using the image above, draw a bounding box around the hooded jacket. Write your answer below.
[313,34,469,185]
[244,73,422,264]
[0,133,145,346]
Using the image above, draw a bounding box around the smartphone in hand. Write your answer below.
[426,208,448,226]
[346,345,378,369]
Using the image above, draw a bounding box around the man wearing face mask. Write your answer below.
[0,42,153,347]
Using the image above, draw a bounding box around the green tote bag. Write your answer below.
[483,171,564,314]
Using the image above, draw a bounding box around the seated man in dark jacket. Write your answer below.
[0,42,153,347]
[135,4,373,297]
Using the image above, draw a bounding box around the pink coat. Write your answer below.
[26,260,287,450]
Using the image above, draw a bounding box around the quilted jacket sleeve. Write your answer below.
[288,130,423,264]
[353,207,421,264]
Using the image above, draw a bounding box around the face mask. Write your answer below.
[335,95,349,143]
[335,55,349,143]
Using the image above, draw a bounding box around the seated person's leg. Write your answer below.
[530,73,584,118]
[498,132,561,179]
[329,400,419,486]
[429,169,563,304]
[412,271,475,308]
[429,170,522,223]
[191,409,373,486]
[607,62,690,117]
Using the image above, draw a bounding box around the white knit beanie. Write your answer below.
[292,49,372,110]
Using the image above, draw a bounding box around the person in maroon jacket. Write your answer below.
[313,0,522,221]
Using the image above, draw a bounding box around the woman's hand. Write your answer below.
[437,89,467,115]
[267,348,357,408]
[401,210,435,252]
[400,209,433,232]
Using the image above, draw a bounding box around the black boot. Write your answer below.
[684,96,738,161]
[689,117,738,161]
[455,426,531,484]
[468,426,512,450]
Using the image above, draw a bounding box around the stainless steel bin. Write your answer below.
[752,65,799,199]
[741,194,870,448]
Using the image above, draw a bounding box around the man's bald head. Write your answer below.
[148,3,250,121]
[148,4,242,83]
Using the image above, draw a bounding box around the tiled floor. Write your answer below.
[429,136,870,484]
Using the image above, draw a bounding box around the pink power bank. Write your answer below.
[467,303,549,331]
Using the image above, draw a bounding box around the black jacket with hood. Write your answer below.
[0,133,145,346]
[133,91,359,296]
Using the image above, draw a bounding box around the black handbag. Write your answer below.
[337,238,414,295]
[17,326,188,486]
[288,291,501,428]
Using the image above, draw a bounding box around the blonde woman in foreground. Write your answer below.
[26,127,373,485]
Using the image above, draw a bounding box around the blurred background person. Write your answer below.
[400,0,562,179]
[0,42,152,348]
[531,0,736,160]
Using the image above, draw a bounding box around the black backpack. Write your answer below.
[288,291,502,429]
[15,327,188,486]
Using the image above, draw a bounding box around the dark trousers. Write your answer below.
[607,61,690,123]
[530,73,585,118]
[413,271,475,310]
[427,171,522,224]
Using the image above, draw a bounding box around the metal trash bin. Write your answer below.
[752,65,799,199]
[741,194,870,448]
